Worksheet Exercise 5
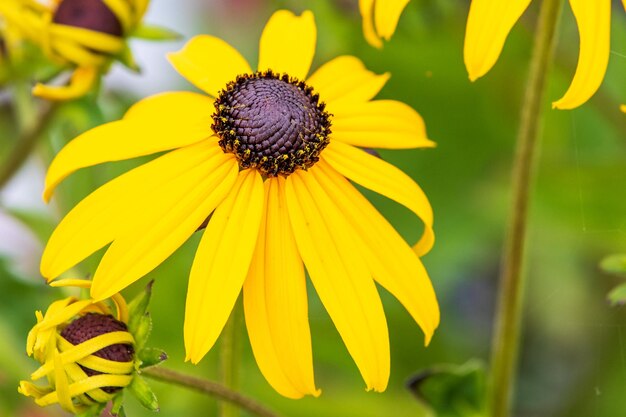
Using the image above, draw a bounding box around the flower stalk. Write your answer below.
[143,366,282,417]
[220,297,243,417]
[489,0,562,416]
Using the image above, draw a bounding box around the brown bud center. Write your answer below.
[53,0,123,37]
[61,313,134,393]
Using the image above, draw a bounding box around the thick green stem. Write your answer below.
[0,101,58,191]
[143,367,282,417]
[220,297,243,417]
[489,0,562,416]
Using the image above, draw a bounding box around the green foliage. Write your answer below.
[407,360,487,417]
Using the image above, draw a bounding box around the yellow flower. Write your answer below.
[359,0,411,48]
[465,0,616,110]
[19,279,135,414]
[0,0,150,100]
[41,10,439,397]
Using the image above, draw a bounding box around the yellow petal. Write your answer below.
[464,0,531,81]
[168,35,252,97]
[244,177,319,399]
[307,56,389,107]
[552,0,610,109]
[286,170,390,392]
[185,169,264,363]
[33,66,97,101]
[50,24,124,54]
[51,38,107,67]
[43,92,214,201]
[332,100,434,149]
[322,141,434,256]
[312,162,439,344]
[90,147,239,300]
[257,10,316,80]
[41,141,222,281]
[359,0,382,48]
[374,0,410,42]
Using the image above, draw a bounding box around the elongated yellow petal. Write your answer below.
[323,141,434,256]
[332,100,434,149]
[90,149,239,300]
[464,0,531,81]
[374,0,410,42]
[307,56,390,108]
[54,351,75,412]
[33,66,97,101]
[312,162,439,344]
[359,0,382,48]
[168,35,252,97]
[50,24,124,53]
[244,177,319,399]
[51,38,107,67]
[43,92,214,201]
[185,170,264,364]
[286,170,390,392]
[552,0,610,109]
[41,141,222,281]
[257,10,316,80]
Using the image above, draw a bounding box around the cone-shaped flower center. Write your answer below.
[61,313,134,393]
[213,71,331,177]
[53,0,123,37]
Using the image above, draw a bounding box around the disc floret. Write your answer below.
[213,70,332,177]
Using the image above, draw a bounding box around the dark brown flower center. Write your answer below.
[53,0,123,37]
[213,71,331,177]
[61,313,134,393]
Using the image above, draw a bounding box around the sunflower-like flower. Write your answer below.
[360,0,410,48]
[465,0,619,110]
[0,0,160,100]
[19,279,162,415]
[41,10,439,397]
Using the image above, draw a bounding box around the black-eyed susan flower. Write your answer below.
[465,0,618,110]
[40,10,439,398]
[360,0,410,48]
[19,279,162,416]
[0,0,171,100]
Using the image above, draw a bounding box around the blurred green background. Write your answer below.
[1,1,626,416]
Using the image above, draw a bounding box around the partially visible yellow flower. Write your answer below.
[0,0,152,100]
[359,0,410,48]
[40,10,439,398]
[19,279,134,414]
[464,0,616,110]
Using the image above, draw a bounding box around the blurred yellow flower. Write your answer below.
[360,0,410,48]
[464,0,616,110]
[41,10,439,398]
[0,0,151,100]
[19,279,134,414]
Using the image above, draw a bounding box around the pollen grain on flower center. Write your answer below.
[213,71,331,177]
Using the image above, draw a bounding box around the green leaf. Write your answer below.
[128,375,159,411]
[76,403,106,417]
[406,360,487,417]
[116,44,140,72]
[138,347,168,369]
[128,281,153,334]
[110,393,125,417]
[132,24,182,41]
[608,283,626,305]
[600,254,626,276]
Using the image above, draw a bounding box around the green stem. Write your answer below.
[489,0,562,416]
[0,101,59,191]
[143,367,282,417]
[220,297,243,417]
